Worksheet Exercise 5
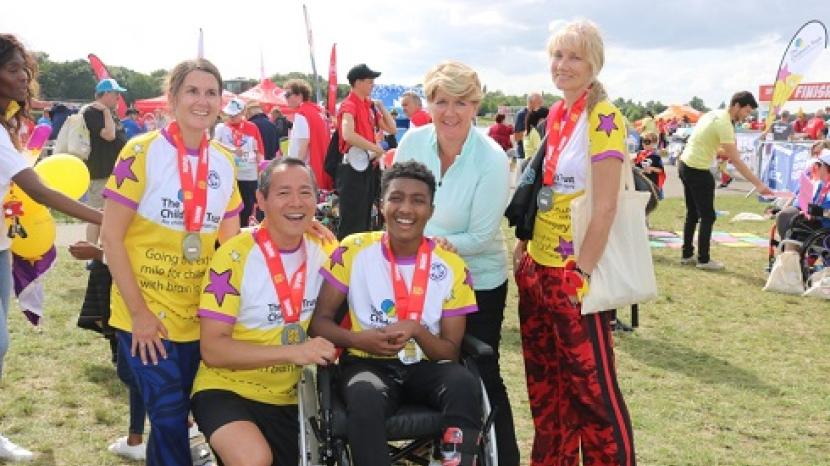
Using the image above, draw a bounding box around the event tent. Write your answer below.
[133,90,238,115]
[657,105,702,123]
[238,79,287,112]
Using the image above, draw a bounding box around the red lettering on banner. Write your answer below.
[759,82,830,101]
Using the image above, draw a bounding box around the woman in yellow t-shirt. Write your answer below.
[513,20,636,466]
[101,59,242,466]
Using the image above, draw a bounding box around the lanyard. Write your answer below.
[167,122,209,233]
[255,228,306,324]
[543,91,588,186]
[383,234,431,322]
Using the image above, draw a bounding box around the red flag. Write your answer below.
[327,43,337,116]
[87,53,128,118]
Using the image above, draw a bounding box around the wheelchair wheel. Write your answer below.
[800,229,830,283]
[476,380,498,466]
[298,367,321,466]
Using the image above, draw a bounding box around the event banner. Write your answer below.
[764,20,827,130]
[761,142,812,193]
[735,130,763,172]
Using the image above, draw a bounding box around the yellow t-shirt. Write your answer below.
[103,130,243,342]
[527,100,627,267]
[321,231,478,359]
[680,109,735,170]
[191,231,335,405]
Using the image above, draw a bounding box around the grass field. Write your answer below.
[1,196,828,465]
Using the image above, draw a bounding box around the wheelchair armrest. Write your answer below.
[462,334,493,358]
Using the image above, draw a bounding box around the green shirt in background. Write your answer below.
[680,109,735,170]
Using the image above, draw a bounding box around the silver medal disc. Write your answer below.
[182,233,202,261]
[345,147,370,172]
[281,323,307,345]
[537,186,554,212]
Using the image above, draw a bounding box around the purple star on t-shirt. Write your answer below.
[596,113,618,137]
[329,246,348,268]
[777,64,791,82]
[112,156,139,188]
[463,268,474,289]
[204,268,239,307]
[554,238,574,258]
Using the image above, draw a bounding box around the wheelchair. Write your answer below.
[770,204,830,285]
[297,335,499,466]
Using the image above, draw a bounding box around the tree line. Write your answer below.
[34,53,713,120]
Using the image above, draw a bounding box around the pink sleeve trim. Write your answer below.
[197,309,237,324]
[102,188,138,210]
[591,150,625,162]
[442,305,479,317]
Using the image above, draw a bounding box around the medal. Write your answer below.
[281,322,307,345]
[182,232,202,261]
[537,186,554,212]
[383,234,432,364]
[345,146,370,172]
[254,228,307,345]
[398,339,423,365]
[168,122,210,256]
[538,91,588,208]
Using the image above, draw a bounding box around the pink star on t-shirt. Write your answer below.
[463,268,474,289]
[329,246,348,269]
[554,238,574,258]
[777,64,791,82]
[112,156,139,188]
[204,268,239,307]
[596,113,618,137]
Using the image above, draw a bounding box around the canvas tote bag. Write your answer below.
[571,150,658,313]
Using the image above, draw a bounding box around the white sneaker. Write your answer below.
[680,257,697,265]
[0,435,33,462]
[696,260,725,271]
[189,424,202,439]
[107,436,146,461]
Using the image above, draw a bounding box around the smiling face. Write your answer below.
[169,69,221,135]
[428,89,478,145]
[0,50,30,106]
[256,163,317,245]
[382,177,433,247]
[549,43,593,95]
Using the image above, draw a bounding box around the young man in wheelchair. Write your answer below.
[191,159,337,466]
[310,161,484,466]
[775,150,830,250]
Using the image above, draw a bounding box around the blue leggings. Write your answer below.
[115,340,147,435]
[117,331,200,466]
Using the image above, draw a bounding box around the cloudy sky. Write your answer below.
[3,0,830,110]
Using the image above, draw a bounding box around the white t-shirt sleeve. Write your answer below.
[0,127,29,188]
[287,114,310,159]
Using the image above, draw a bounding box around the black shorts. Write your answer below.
[191,389,299,466]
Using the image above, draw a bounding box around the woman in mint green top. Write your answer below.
[394,61,518,466]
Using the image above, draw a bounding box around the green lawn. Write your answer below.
[2,196,828,465]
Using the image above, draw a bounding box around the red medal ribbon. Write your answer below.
[543,91,588,186]
[383,234,431,322]
[167,122,210,233]
[255,228,306,324]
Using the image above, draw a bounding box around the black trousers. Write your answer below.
[468,281,520,466]
[237,180,258,228]
[338,354,482,466]
[335,163,380,240]
[678,161,716,263]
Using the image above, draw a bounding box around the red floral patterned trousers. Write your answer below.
[516,254,635,466]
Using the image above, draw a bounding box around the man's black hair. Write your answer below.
[730,91,758,109]
[380,161,437,204]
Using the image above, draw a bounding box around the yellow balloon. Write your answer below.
[34,153,91,200]
[8,210,55,259]
[3,185,48,218]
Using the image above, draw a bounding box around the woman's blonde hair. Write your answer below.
[423,61,483,103]
[546,20,607,112]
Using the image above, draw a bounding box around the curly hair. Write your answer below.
[381,160,437,204]
[0,34,38,150]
